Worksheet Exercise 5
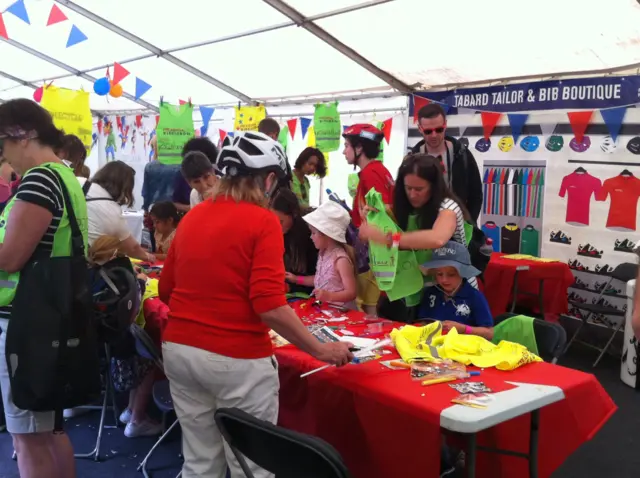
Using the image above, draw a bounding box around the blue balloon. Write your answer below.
[93,77,110,96]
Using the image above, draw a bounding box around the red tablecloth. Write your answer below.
[276,301,616,478]
[482,253,574,318]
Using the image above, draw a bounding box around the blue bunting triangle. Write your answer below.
[601,107,627,142]
[300,117,312,139]
[199,106,215,135]
[66,24,87,48]
[6,0,29,24]
[507,113,528,144]
[134,77,152,99]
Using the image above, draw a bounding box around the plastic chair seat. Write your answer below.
[152,380,174,413]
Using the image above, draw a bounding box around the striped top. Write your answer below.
[0,166,64,319]
[439,198,478,289]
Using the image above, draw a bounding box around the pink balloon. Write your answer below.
[33,87,43,103]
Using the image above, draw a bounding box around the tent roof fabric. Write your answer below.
[1,0,639,113]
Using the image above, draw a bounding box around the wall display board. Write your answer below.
[408,75,640,334]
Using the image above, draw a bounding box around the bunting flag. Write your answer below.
[155,115,160,126]
[381,117,393,144]
[135,77,152,99]
[66,25,88,48]
[287,118,298,139]
[0,14,7,40]
[306,126,316,147]
[440,103,451,115]
[567,111,594,143]
[135,115,142,128]
[115,116,122,133]
[343,124,349,132]
[300,117,312,139]
[179,99,187,105]
[97,118,103,135]
[6,0,29,24]
[46,4,67,26]
[219,129,227,144]
[600,107,627,142]
[480,112,502,140]
[112,62,130,85]
[413,95,430,123]
[199,125,207,137]
[507,113,528,144]
[538,114,557,136]
[228,132,235,138]
[199,106,215,136]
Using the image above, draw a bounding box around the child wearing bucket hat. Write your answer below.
[418,241,494,340]
[294,201,358,310]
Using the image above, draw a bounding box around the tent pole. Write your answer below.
[55,0,253,104]
[261,0,412,94]
[0,37,158,112]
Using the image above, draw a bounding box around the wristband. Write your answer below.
[391,232,402,249]
[464,325,472,335]
[296,276,304,285]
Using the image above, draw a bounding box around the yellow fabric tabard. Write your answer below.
[390,323,542,371]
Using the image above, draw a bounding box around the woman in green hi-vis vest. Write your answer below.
[359,154,475,323]
[0,99,85,478]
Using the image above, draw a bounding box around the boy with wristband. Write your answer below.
[418,241,494,340]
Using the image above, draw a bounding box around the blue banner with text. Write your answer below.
[412,75,640,115]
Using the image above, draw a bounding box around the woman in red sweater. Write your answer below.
[159,132,353,478]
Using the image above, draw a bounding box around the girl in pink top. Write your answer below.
[290,201,357,309]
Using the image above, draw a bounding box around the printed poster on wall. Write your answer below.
[41,86,93,151]
[156,102,195,165]
[234,105,266,132]
[314,102,341,153]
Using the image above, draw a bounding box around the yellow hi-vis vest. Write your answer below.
[0,162,88,307]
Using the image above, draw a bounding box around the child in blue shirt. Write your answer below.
[418,241,494,340]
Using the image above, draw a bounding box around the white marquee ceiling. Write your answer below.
[0,0,639,113]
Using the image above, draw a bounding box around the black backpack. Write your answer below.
[466,224,492,275]
[5,170,101,430]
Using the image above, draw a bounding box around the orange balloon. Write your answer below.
[109,83,123,98]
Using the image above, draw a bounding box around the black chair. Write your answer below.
[215,407,350,478]
[533,319,567,364]
[564,262,638,367]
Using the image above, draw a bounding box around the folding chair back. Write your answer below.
[130,323,164,370]
[532,320,567,364]
[215,407,350,478]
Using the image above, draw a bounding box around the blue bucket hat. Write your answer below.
[422,241,480,279]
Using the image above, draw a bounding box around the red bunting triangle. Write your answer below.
[135,115,142,128]
[112,62,130,85]
[287,118,298,139]
[155,115,160,126]
[381,117,393,144]
[179,99,186,105]
[480,112,502,140]
[46,4,67,26]
[567,111,594,143]
[219,129,227,144]
[97,119,102,135]
[413,95,430,124]
[0,13,8,40]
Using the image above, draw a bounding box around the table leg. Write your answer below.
[467,433,477,478]
[529,410,540,478]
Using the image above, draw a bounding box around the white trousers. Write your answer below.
[162,341,279,478]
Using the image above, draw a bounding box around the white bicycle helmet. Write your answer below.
[217,131,288,179]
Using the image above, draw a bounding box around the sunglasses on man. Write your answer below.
[421,127,445,135]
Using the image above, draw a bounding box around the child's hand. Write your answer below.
[313,289,334,302]
[284,272,297,283]
[442,321,465,333]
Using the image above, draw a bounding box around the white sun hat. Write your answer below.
[303,200,351,244]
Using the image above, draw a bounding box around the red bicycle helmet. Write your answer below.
[342,124,384,144]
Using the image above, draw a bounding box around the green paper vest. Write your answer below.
[365,189,423,302]
[157,103,195,165]
[0,162,88,307]
[314,102,341,153]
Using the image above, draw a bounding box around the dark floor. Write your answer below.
[0,344,636,478]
